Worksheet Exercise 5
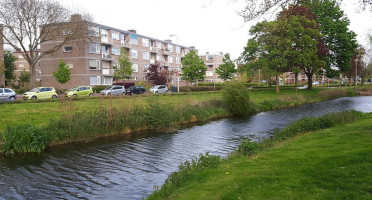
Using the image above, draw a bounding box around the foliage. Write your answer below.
[135,81,152,92]
[53,59,71,85]
[146,62,166,85]
[113,48,133,80]
[215,53,237,81]
[1,124,48,155]
[221,81,254,116]
[92,85,107,93]
[18,69,30,83]
[345,46,364,86]
[181,49,207,86]
[237,140,263,156]
[4,50,17,83]
[0,60,5,80]
[179,86,222,92]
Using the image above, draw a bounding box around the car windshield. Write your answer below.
[104,86,113,90]
[151,86,159,89]
[30,88,39,92]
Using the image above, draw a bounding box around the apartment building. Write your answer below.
[39,15,196,89]
[13,51,33,83]
[0,24,5,87]
[199,52,224,83]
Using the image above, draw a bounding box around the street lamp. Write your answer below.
[170,34,179,92]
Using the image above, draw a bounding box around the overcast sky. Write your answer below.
[59,0,372,60]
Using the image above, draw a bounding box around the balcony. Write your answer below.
[102,54,113,61]
[150,47,158,53]
[101,37,113,45]
[102,68,115,75]
[121,40,131,48]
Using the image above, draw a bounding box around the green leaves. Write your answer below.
[216,53,237,81]
[181,49,207,84]
[53,59,71,85]
[113,47,133,80]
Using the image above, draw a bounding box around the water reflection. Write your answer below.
[1,96,372,199]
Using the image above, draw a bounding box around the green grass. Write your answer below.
[0,87,353,131]
[148,114,372,200]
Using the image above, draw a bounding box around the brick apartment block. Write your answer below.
[39,15,196,90]
[13,51,33,84]
[199,52,224,83]
[0,25,5,87]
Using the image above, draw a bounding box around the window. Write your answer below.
[168,56,173,64]
[102,61,109,69]
[102,46,108,54]
[89,59,100,70]
[103,76,113,85]
[112,32,120,40]
[88,26,99,37]
[207,55,213,60]
[206,71,213,76]
[176,57,181,64]
[168,44,173,52]
[113,62,119,69]
[67,63,73,69]
[120,34,125,41]
[176,46,181,54]
[143,64,149,73]
[4,89,12,93]
[89,43,100,54]
[156,54,162,61]
[156,42,162,49]
[130,35,138,45]
[130,49,138,59]
[142,51,149,60]
[142,38,149,47]
[112,47,120,55]
[132,63,138,72]
[101,29,108,38]
[208,65,213,68]
[63,29,71,35]
[19,64,24,68]
[90,76,101,85]
[18,54,23,58]
[63,46,73,52]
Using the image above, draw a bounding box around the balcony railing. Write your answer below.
[102,68,115,75]
[121,40,131,48]
[150,47,158,53]
[101,37,113,45]
[102,54,113,60]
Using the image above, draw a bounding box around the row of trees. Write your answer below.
[239,0,359,93]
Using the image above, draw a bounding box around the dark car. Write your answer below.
[126,86,146,95]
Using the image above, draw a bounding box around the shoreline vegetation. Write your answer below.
[147,110,372,200]
[0,86,364,155]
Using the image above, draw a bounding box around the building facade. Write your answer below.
[0,25,5,87]
[13,51,32,83]
[199,52,224,83]
[39,17,196,89]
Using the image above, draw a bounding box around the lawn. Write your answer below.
[148,117,372,200]
[0,87,351,131]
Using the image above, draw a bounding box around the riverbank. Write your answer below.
[147,111,372,200]
[0,87,359,154]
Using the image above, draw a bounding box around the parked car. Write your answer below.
[126,86,146,95]
[23,87,58,100]
[150,85,168,94]
[0,88,16,102]
[312,81,320,85]
[65,86,93,97]
[100,85,126,96]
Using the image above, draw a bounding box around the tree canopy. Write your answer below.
[4,50,17,84]
[181,49,207,86]
[113,48,133,81]
[216,53,237,81]
[146,62,167,85]
[53,59,71,86]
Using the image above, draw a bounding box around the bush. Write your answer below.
[238,140,263,156]
[92,86,107,93]
[1,124,48,155]
[136,81,153,92]
[113,82,135,89]
[179,86,222,92]
[221,81,254,116]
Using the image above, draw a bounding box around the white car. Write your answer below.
[0,88,16,102]
[100,85,126,96]
[150,85,168,94]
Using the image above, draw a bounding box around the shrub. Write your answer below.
[113,82,135,89]
[238,140,263,156]
[92,86,107,93]
[136,81,153,92]
[179,86,222,92]
[1,124,48,155]
[221,81,254,116]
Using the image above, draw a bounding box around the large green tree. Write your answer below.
[53,59,71,91]
[4,50,17,85]
[216,53,237,81]
[181,49,207,86]
[113,48,133,81]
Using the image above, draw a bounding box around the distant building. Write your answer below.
[0,24,4,87]
[199,52,224,83]
[39,15,196,89]
[13,51,33,84]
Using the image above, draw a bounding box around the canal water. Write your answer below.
[1,96,372,200]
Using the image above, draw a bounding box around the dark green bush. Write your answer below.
[179,86,221,92]
[92,86,107,93]
[221,81,255,116]
[238,140,263,156]
[1,124,48,155]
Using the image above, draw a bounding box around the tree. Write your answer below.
[216,53,237,81]
[345,46,364,86]
[53,59,71,91]
[4,50,17,85]
[18,69,30,87]
[0,0,90,88]
[181,49,207,86]
[146,62,167,85]
[113,48,133,81]
[0,61,5,86]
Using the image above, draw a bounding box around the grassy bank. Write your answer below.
[148,111,372,199]
[0,87,357,154]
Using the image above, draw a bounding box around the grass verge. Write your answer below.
[148,111,372,200]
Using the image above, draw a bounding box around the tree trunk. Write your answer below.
[349,77,352,87]
[276,75,279,94]
[30,64,37,89]
[196,79,198,87]
[307,73,313,90]
[294,72,298,92]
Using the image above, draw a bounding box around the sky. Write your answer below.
[59,0,372,60]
